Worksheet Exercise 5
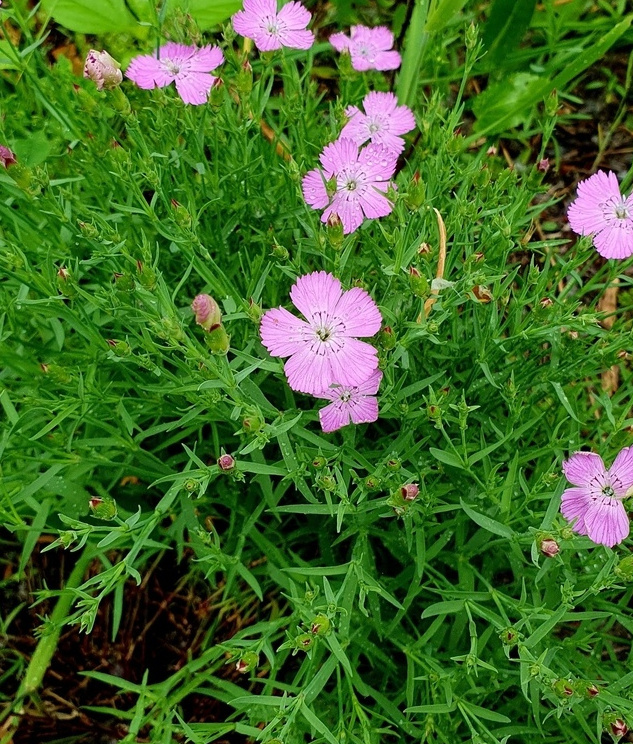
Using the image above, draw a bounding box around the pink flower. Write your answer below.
[126,43,224,106]
[341,92,415,155]
[191,294,222,331]
[84,50,122,91]
[260,271,382,395]
[560,448,633,548]
[330,25,401,71]
[232,0,314,51]
[316,369,382,433]
[302,138,397,234]
[567,171,633,259]
[0,145,16,168]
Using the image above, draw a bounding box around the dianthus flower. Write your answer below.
[560,448,633,548]
[567,171,633,259]
[232,0,314,51]
[126,43,224,105]
[316,369,382,433]
[260,271,382,395]
[302,138,397,234]
[330,25,401,71]
[341,92,415,155]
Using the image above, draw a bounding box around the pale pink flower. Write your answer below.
[191,294,221,330]
[302,138,397,234]
[341,92,415,155]
[317,369,382,433]
[560,448,633,548]
[126,43,224,106]
[0,145,16,168]
[330,25,401,71]
[84,50,122,91]
[232,0,314,51]
[567,171,633,259]
[260,271,382,395]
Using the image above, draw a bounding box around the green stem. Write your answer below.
[396,0,430,106]
[16,548,93,701]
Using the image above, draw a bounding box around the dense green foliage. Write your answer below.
[2,1,633,743]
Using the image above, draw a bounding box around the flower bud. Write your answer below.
[364,474,382,491]
[209,77,224,109]
[310,614,331,636]
[405,171,425,210]
[409,266,429,298]
[171,199,191,228]
[545,89,559,117]
[378,325,396,350]
[242,414,263,434]
[465,21,478,50]
[106,339,131,357]
[0,145,16,169]
[114,272,135,292]
[499,627,519,646]
[271,239,289,260]
[614,555,633,582]
[317,474,336,492]
[192,294,222,331]
[235,650,259,673]
[386,457,401,471]
[83,50,123,91]
[574,680,599,698]
[295,633,314,651]
[539,537,560,558]
[538,158,550,172]
[136,261,156,290]
[236,59,253,96]
[610,718,628,738]
[311,456,327,469]
[218,454,236,472]
[89,494,118,520]
[326,213,344,248]
[400,483,419,501]
[205,324,230,355]
[247,298,262,322]
[552,678,574,699]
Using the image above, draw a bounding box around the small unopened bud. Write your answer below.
[312,456,327,469]
[0,145,17,169]
[209,77,224,108]
[552,678,574,698]
[386,457,401,471]
[237,59,253,96]
[57,266,70,281]
[114,272,135,292]
[235,651,259,673]
[418,242,431,256]
[84,50,123,90]
[545,89,559,117]
[539,537,560,558]
[614,555,633,581]
[205,324,230,355]
[136,261,156,290]
[364,474,382,491]
[218,454,236,472]
[540,297,553,308]
[192,294,222,331]
[242,414,263,434]
[326,213,344,248]
[409,266,429,297]
[171,199,191,228]
[405,171,425,210]
[247,298,262,322]
[574,681,600,698]
[78,221,99,239]
[465,21,478,50]
[295,633,314,651]
[499,627,519,646]
[378,325,396,350]
[610,718,628,738]
[271,239,289,260]
[89,494,118,520]
[310,614,330,636]
[400,483,419,501]
[538,158,550,172]
[317,474,336,492]
[106,339,131,357]
[486,146,497,156]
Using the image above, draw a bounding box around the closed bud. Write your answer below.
[540,297,553,308]
[184,478,198,493]
[78,220,99,239]
[237,59,253,96]
[312,456,327,469]
[386,457,401,471]
[364,474,382,491]
[84,49,123,90]
[400,483,419,501]
[271,239,289,260]
[205,324,230,354]
[218,454,236,472]
[295,633,314,651]
[465,21,478,50]
[552,678,574,699]
[614,555,633,581]
[56,268,77,299]
[405,171,426,210]
[326,213,344,248]
[242,414,263,433]
[192,294,222,331]
[114,272,135,292]
[310,614,331,636]
[610,718,628,738]
[379,325,396,350]
[0,145,17,169]
[235,651,259,673]
[538,158,550,172]
[409,266,429,298]
[317,474,336,492]
[539,537,560,558]
[59,531,77,549]
[89,494,118,520]
[247,298,262,322]
[499,627,519,646]
[171,199,191,228]
[106,339,131,357]
[209,77,224,109]
[545,89,559,117]
[417,241,431,256]
[136,260,157,290]
[574,680,599,698]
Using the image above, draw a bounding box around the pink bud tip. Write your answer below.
[218,454,236,471]
[0,145,16,168]
[400,483,419,501]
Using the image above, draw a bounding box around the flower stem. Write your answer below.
[396,0,430,106]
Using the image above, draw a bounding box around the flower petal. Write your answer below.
[327,337,378,388]
[372,50,401,70]
[284,346,332,395]
[324,195,364,234]
[593,223,633,260]
[319,399,351,432]
[562,451,606,488]
[329,31,350,52]
[560,486,591,535]
[319,138,359,176]
[609,446,633,496]
[584,497,629,548]
[126,54,173,89]
[302,168,330,209]
[290,271,343,322]
[189,45,224,73]
[175,72,214,105]
[260,307,311,357]
[333,287,382,337]
[356,368,383,395]
[348,393,379,425]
